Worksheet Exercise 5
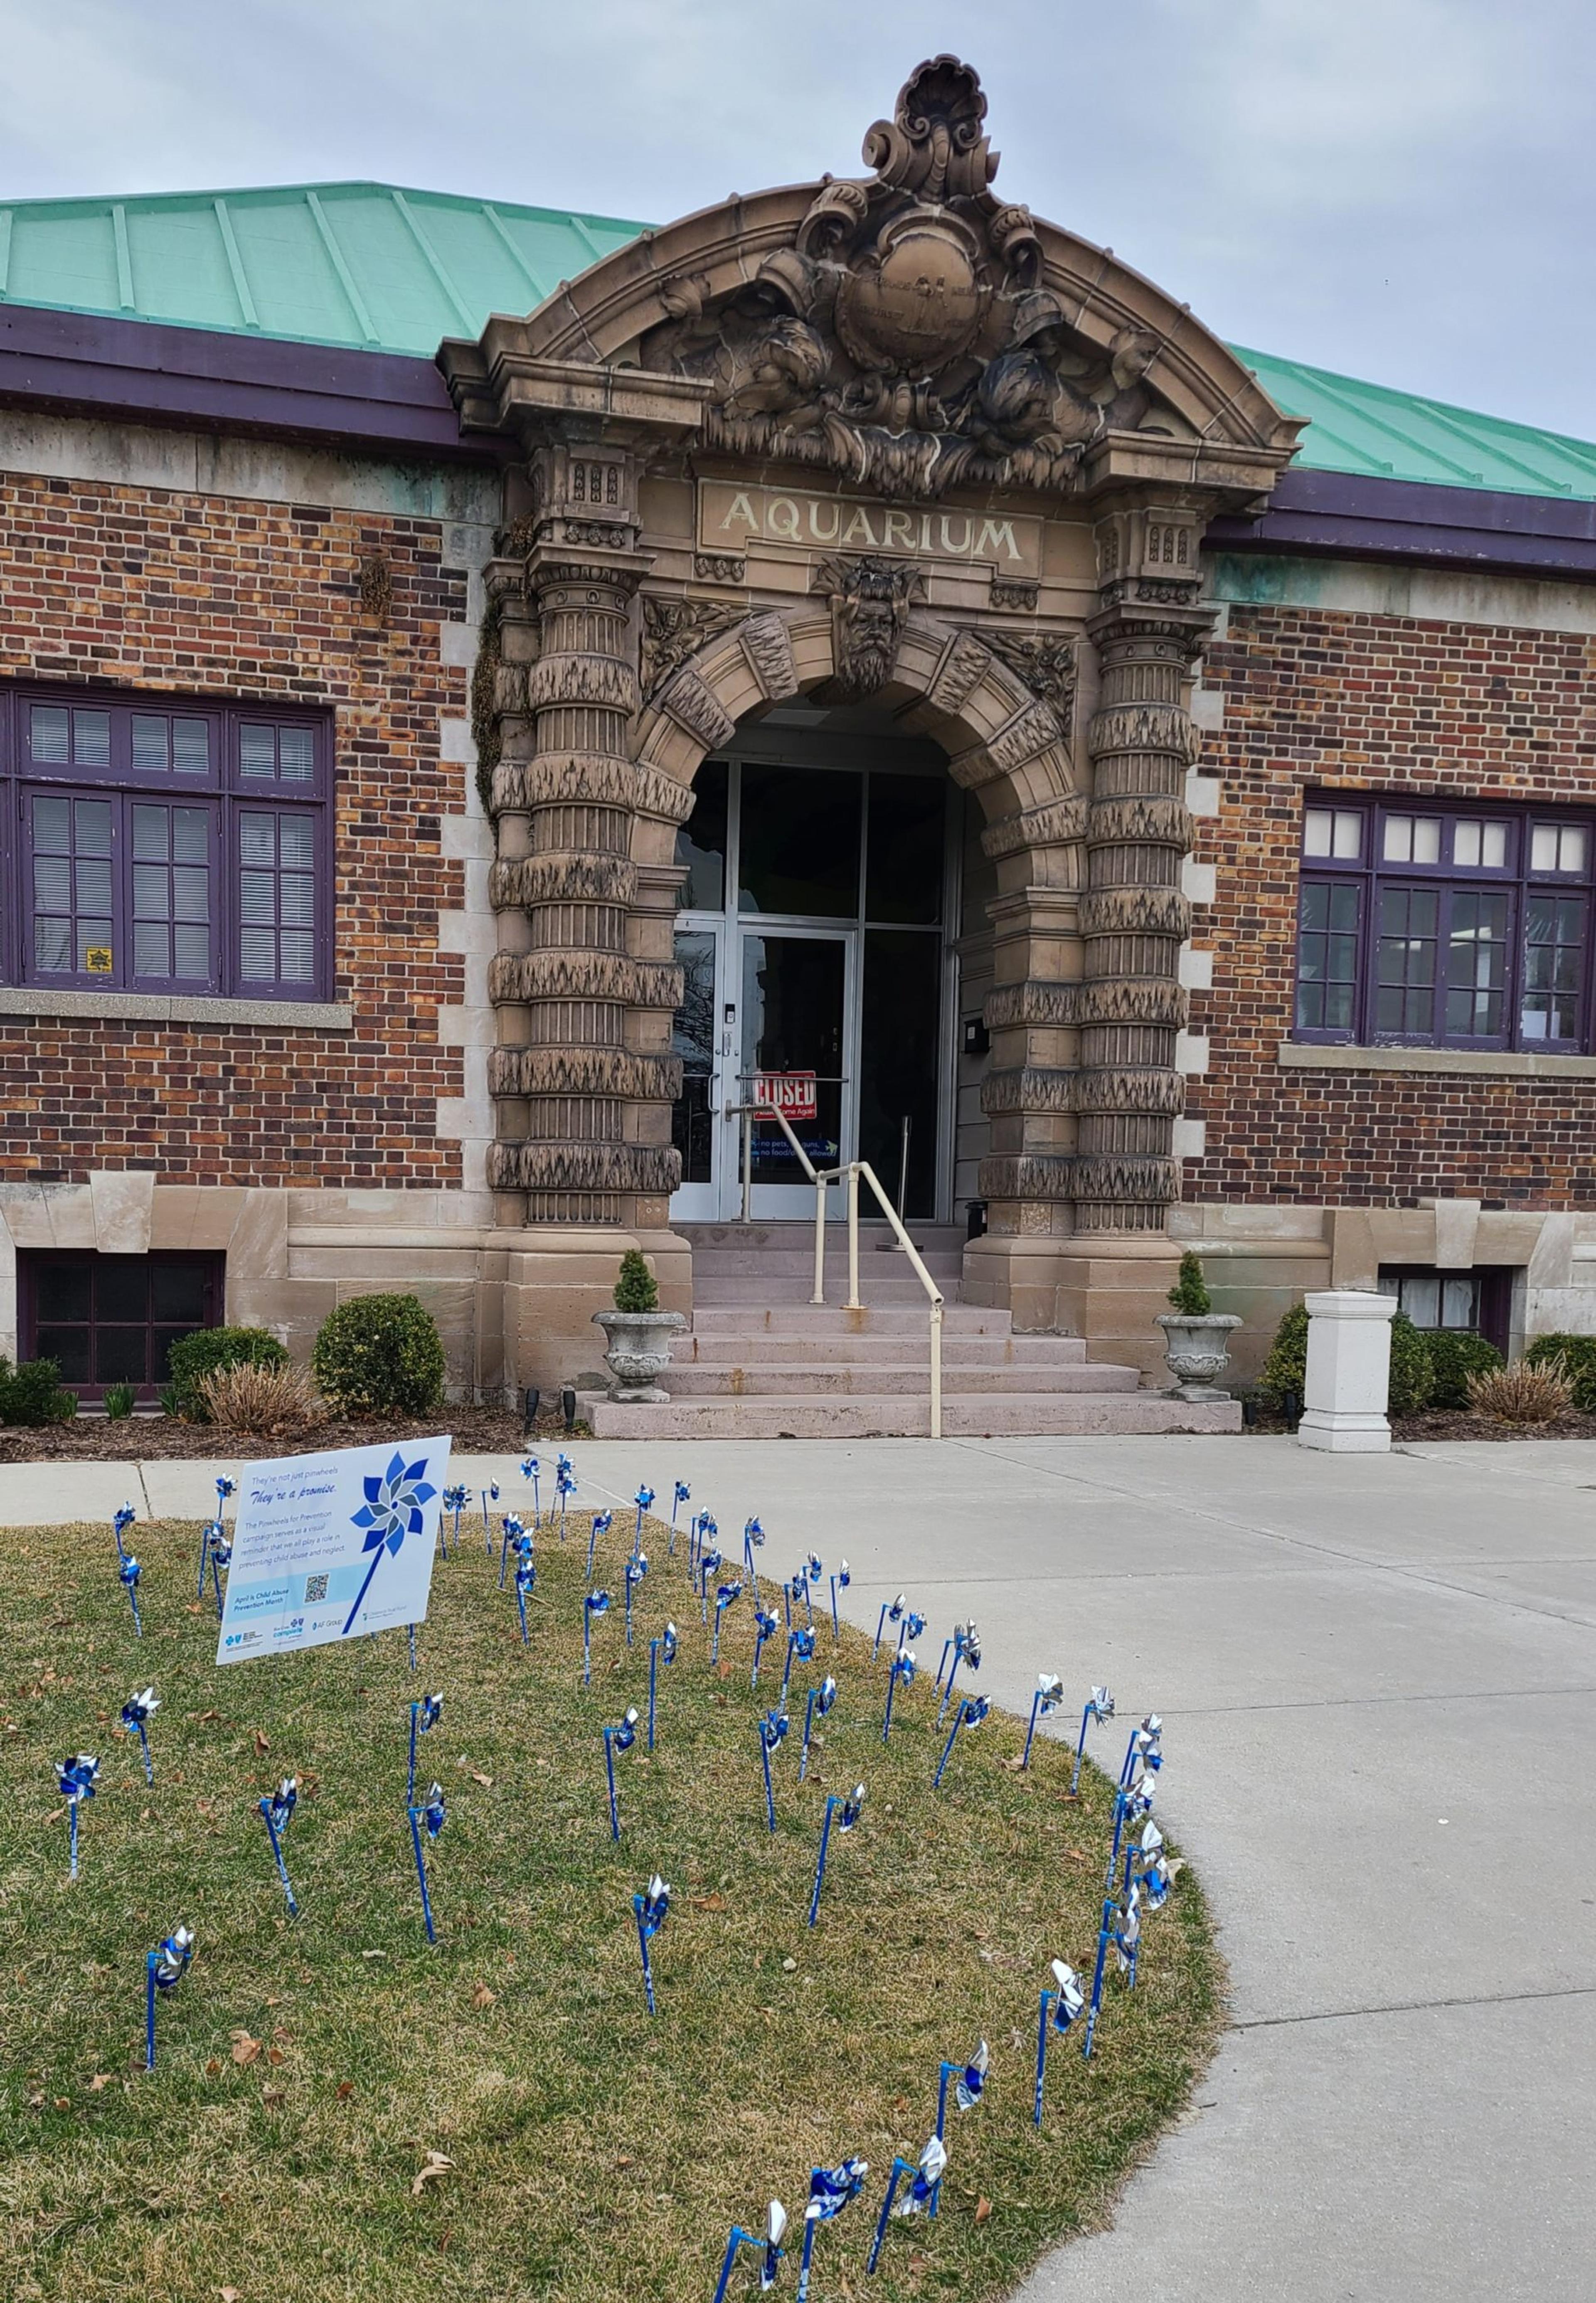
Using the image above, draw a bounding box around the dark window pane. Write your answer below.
[1444,890,1509,1038]
[151,1263,207,1323]
[860,930,941,1217]
[96,1262,149,1323]
[740,932,845,1180]
[670,931,717,1185]
[35,1327,91,1382]
[35,1263,91,1321]
[676,759,727,910]
[738,765,861,919]
[96,1327,150,1384]
[1376,886,1437,1036]
[154,1327,197,1381]
[1296,878,1361,1034]
[1522,892,1585,1043]
[866,775,943,924]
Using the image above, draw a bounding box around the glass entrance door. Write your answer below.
[739,928,852,1216]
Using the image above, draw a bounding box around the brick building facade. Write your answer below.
[3,59,1596,1414]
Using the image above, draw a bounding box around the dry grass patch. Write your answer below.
[0,1508,1222,2302]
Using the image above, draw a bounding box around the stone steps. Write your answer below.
[687,1303,1014,1336]
[662,1359,1141,1397]
[677,1330,1088,1366]
[586,1391,1240,1439]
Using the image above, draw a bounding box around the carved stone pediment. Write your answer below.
[639,56,1189,502]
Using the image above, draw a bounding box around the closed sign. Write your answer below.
[753,1071,818,1123]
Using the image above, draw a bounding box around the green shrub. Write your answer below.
[1258,1298,1434,1416]
[165,1325,288,1421]
[311,1293,445,1418]
[0,1356,78,1426]
[613,1249,659,1314]
[1166,1250,1213,1316]
[103,1381,137,1422]
[1424,1331,1503,1411]
[1524,1333,1596,1413]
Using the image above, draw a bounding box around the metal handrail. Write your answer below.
[810,1158,945,1441]
[724,1099,820,1221]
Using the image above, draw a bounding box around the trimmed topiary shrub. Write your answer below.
[1424,1330,1504,1411]
[0,1355,78,1426]
[1258,1299,1434,1416]
[1525,1333,1596,1413]
[311,1293,445,1418]
[613,1249,659,1314]
[165,1325,288,1421]
[1167,1250,1213,1316]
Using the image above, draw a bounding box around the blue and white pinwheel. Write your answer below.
[632,1870,670,2014]
[120,1686,159,1785]
[1023,1672,1066,1770]
[933,1692,990,1790]
[799,1672,837,1781]
[955,2038,990,2112]
[898,2134,947,2217]
[873,1593,906,1659]
[119,1551,144,1635]
[113,1501,136,1557]
[757,1707,790,1833]
[808,2155,868,2221]
[584,1589,611,1685]
[407,1781,446,1942]
[260,1776,300,1915]
[587,1507,613,1579]
[144,1923,195,2071]
[344,1452,436,1635]
[1136,1818,1172,1912]
[1070,1684,1116,1794]
[712,1575,742,1663]
[901,1608,926,1648]
[59,1751,100,1880]
[882,1646,916,1742]
[712,2200,787,2303]
[1034,1958,1086,2123]
[408,1692,443,1802]
[751,1604,780,1686]
[648,1620,678,1751]
[828,1558,850,1642]
[603,1707,640,1840]
[417,1781,446,1838]
[807,1781,865,1926]
[783,1621,816,1701]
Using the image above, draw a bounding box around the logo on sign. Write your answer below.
[753,1071,818,1123]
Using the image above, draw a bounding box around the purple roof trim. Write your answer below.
[1207,467,1596,579]
[0,302,502,464]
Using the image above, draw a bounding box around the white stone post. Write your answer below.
[1296,1290,1398,1454]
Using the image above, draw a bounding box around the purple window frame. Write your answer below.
[0,682,334,1001]
[1293,793,1596,1054]
[19,1247,224,1402]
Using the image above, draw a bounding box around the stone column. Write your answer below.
[484,444,682,1227]
[1076,506,1210,1234]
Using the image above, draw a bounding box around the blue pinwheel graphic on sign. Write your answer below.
[343,1453,436,1635]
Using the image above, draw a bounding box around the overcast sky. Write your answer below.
[0,0,1590,439]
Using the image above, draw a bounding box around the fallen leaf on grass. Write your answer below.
[909,2256,931,2276]
[267,2049,285,2067]
[220,2289,240,2302]
[470,1771,493,1788]
[26,2092,43,2110]
[689,1892,725,1912]
[336,2081,355,2100]
[974,2197,992,2224]
[470,1983,496,2009]
[715,1660,733,1680]
[252,1730,270,1756]
[261,2086,285,2107]
[205,2060,222,2078]
[230,2033,261,2067]
[86,2074,113,2091]
[411,2151,454,2195]
[184,1603,206,1616]
[614,2155,634,2170]
[52,2096,69,2110]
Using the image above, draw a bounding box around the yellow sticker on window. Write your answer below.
[84,946,113,974]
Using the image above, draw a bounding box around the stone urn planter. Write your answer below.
[1155,1312,1242,1402]
[592,1308,687,1404]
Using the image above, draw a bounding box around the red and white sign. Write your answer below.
[752,1070,818,1123]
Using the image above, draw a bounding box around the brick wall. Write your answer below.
[0,471,467,1186]
[1185,595,1596,1207]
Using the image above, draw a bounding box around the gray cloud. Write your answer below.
[0,0,1589,437]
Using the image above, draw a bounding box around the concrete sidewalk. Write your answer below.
[7,1434,1594,2298]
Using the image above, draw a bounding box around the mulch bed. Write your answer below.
[1390,1409,1596,1442]
[0,1403,550,1462]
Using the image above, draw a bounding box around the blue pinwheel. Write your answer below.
[938,1618,981,1722]
[1070,1684,1115,1795]
[927,2036,987,2218]
[343,1453,436,1635]
[633,1871,670,2013]
[603,1707,640,1840]
[441,1483,468,1557]
[712,1576,742,1665]
[626,1550,651,1646]
[113,1501,136,1559]
[145,1924,194,2071]
[899,1608,926,1653]
[782,1622,816,1702]
[520,1453,542,1527]
[953,2037,990,2112]
[631,1482,654,1552]
[874,1594,906,1660]
[799,1673,837,1783]
[119,1686,159,1785]
[207,1525,232,1620]
[408,1692,442,1803]
[259,1776,300,1915]
[868,2136,947,2271]
[882,1647,917,1742]
[1034,1958,1086,2120]
[407,1781,446,1941]
[648,1619,678,1751]
[808,1781,864,1927]
[751,1604,780,1687]
[515,1549,538,1643]
[1024,1672,1066,1770]
[119,1552,144,1636]
[58,1752,99,1880]
[757,1707,790,1833]
[713,2201,787,2303]
[498,1511,525,1588]
[586,1507,612,1581]
[828,1558,850,1643]
[557,1455,578,1541]
[742,1513,765,1588]
[798,2158,868,2299]
[933,1692,990,1791]
[584,1589,611,1685]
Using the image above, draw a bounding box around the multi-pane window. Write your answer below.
[0,686,331,999]
[1295,796,1596,1052]
[20,1250,222,1399]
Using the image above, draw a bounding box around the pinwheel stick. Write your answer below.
[712,2229,759,2303]
[882,1666,902,1744]
[800,1687,819,1784]
[69,1801,80,1882]
[1023,1691,1045,1771]
[933,1712,966,1791]
[259,1800,298,1918]
[196,1520,211,1598]
[516,1582,530,1645]
[648,1640,660,1751]
[586,1520,601,1581]
[938,1656,963,1724]
[807,1798,839,1928]
[133,1722,153,1786]
[633,1898,657,2016]
[1083,1894,1116,2061]
[829,1576,842,1644]
[126,1577,144,1637]
[408,1623,418,1675]
[760,1729,777,1836]
[1034,1988,1056,2124]
[867,2160,913,2274]
[407,1807,437,1943]
[1069,1704,1096,1796]
[144,1953,160,2072]
[603,1731,622,1842]
[931,2062,959,2216]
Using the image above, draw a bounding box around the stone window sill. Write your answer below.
[1278,1039,1596,1080]
[0,986,353,1031]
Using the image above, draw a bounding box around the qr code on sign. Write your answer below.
[304,1574,329,1603]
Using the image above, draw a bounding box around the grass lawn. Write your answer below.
[0,1504,1222,2301]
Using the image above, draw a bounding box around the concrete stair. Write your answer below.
[585,1222,1242,1440]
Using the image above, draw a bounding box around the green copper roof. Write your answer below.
[0,182,648,359]
[2,180,1594,502]
[1231,344,1596,502]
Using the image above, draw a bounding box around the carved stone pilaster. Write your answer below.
[486,443,683,1224]
[1077,566,1209,1234]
